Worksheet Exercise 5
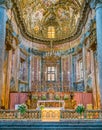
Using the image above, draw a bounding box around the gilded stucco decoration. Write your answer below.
[12,0,89,44]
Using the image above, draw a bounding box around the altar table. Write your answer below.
[37,100,65,109]
[41,108,60,121]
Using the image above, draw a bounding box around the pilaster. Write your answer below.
[0,0,12,107]
[5,50,12,109]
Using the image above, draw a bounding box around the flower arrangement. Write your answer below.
[75,104,85,115]
[32,95,38,100]
[40,105,45,110]
[41,95,46,100]
[64,94,69,100]
[55,95,60,100]
[17,104,27,115]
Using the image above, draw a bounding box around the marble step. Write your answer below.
[0,120,102,130]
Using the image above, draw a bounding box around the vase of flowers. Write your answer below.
[64,94,69,100]
[32,95,38,101]
[75,104,85,119]
[41,95,46,100]
[40,105,45,110]
[17,104,27,118]
[55,95,60,100]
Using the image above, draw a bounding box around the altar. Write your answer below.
[41,108,60,122]
[37,100,65,109]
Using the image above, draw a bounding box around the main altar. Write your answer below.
[37,100,65,109]
[25,89,77,121]
[26,88,77,110]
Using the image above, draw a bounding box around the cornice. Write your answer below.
[12,0,91,45]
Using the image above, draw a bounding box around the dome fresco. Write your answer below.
[13,0,87,44]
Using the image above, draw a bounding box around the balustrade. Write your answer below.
[0,110,41,120]
[61,110,102,120]
[0,110,102,120]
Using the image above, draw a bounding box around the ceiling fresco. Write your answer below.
[13,0,89,45]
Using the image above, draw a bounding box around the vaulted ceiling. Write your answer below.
[13,0,90,45]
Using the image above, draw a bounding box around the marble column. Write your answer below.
[60,57,63,91]
[91,50,98,109]
[0,3,7,106]
[41,57,43,91]
[28,55,32,91]
[15,47,20,91]
[39,57,41,91]
[82,43,87,91]
[70,55,74,91]
[90,0,102,108]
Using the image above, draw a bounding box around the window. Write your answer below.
[47,66,56,81]
[48,26,55,38]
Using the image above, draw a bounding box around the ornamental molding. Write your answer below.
[13,2,90,45]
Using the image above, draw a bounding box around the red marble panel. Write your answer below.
[10,93,19,110]
[10,93,28,109]
[10,92,93,109]
[74,92,93,107]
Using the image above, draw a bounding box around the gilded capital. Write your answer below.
[0,0,12,9]
[90,0,102,9]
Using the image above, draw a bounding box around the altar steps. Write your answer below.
[0,120,102,130]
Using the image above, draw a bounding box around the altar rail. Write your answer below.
[61,110,102,120]
[0,110,41,120]
[0,110,102,120]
